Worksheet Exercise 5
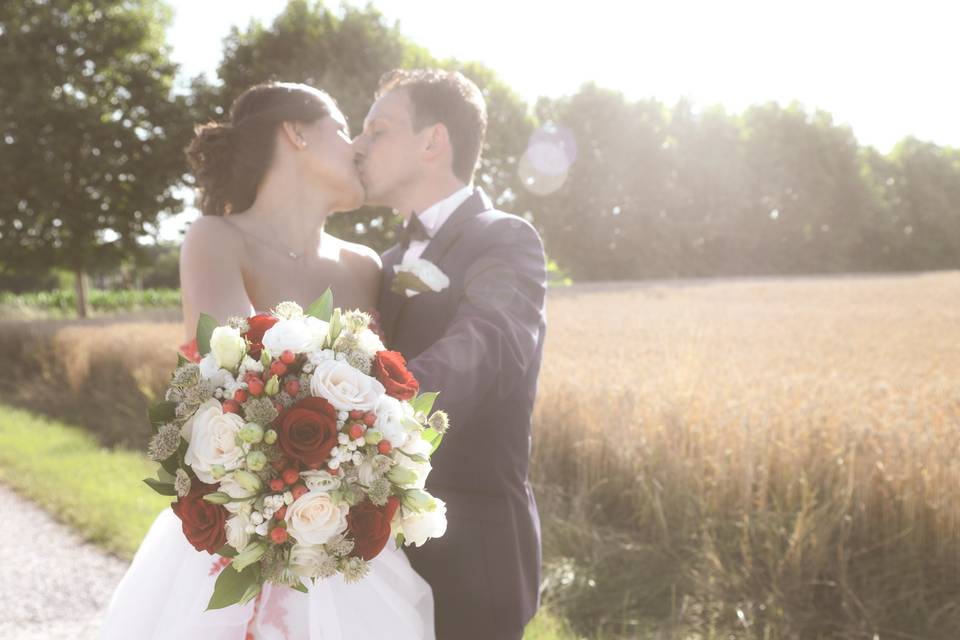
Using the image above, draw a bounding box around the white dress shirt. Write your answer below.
[400,185,474,264]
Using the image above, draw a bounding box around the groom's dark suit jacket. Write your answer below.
[379,187,546,640]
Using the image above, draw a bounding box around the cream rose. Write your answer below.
[310,359,385,411]
[218,474,255,515]
[285,490,349,546]
[183,399,246,484]
[289,543,332,578]
[262,318,313,356]
[210,325,245,370]
[395,498,447,547]
[198,354,232,389]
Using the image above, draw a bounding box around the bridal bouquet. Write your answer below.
[143,291,449,609]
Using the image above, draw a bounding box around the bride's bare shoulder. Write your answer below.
[182,215,243,253]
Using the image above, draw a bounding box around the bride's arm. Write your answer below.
[179,216,254,340]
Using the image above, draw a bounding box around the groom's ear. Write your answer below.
[422,122,451,162]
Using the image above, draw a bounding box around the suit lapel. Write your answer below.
[380,187,493,342]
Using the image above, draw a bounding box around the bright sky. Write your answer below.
[160,0,959,239]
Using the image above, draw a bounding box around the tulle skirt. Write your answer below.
[98,507,434,639]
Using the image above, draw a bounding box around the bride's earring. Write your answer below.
[297,138,307,149]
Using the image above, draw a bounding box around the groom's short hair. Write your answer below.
[377,69,487,183]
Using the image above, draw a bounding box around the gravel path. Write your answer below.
[0,483,130,640]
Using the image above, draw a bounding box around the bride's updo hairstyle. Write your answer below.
[186,82,334,216]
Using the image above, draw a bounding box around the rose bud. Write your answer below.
[239,422,264,444]
[264,429,278,445]
[364,429,383,445]
[280,350,296,365]
[265,375,281,397]
[246,451,267,472]
[233,469,262,492]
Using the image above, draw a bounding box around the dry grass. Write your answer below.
[533,271,960,637]
[2,272,959,637]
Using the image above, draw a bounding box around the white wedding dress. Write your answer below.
[99,506,435,639]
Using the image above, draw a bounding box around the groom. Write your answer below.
[354,68,546,640]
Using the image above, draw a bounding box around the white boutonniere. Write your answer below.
[391,258,450,298]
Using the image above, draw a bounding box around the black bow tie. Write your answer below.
[399,213,431,249]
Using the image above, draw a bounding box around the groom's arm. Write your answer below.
[407,216,547,419]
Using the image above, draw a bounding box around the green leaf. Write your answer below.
[395,532,406,549]
[196,313,218,357]
[410,392,439,417]
[214,544,239,558]
[232,541,267,573]
[207,563,260,611]
[156,467,175,483]
[291,581,308,594]
[177,353,189,367]
[143,477,177,496]
[420,427,444,456]
[305,288,333,321]
[239,580,263,606]
[148,401,177,427]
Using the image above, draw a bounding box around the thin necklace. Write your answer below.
[227,219,309,261]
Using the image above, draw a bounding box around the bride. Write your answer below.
[99,82,434,639]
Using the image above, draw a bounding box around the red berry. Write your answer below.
[270,361,288,377]
[284,379,301,396]
[233,389,248,403]
[246,377,264,396]
[282,468,299,485]
[269,526,288,544]
[272,401,284,413]
[349,423,365,440]
[269,478,284,492]
[222,399,241,414]
[292,484,309,500]
[274,505,287,520]
[377,440,392,454]
[327,465,339,476]
[349,410,365,420]
[280,350,296,365]
[362,412,376,427]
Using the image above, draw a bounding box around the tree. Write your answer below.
[0,0,196,315]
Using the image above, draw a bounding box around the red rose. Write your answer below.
[244,313,279,358]
[276,396,340,469]
[372,351,419,401]
[178,338,201,364]
[170,479,228,554]
[347,497,400,561]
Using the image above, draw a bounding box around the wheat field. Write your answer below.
[533,271,960,637]
[2,272,959,637]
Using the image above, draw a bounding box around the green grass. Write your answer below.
[0,403,169,559]
[0,287,181,318]
[0,403,577,638]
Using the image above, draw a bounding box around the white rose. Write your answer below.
[210,326,245,370]
[285,490,349,545]
[303,316,331,352]
[395,258,450,296]
[225,512,252,552]
[262,318,313,356]
[183,399,246,483]
[300,470,341,493]
[374,395,411,449]
[198,354,231,389]
[395,498,447,547]
[310,359,385,411]
[289,543,330,579]
[239,355,263,374]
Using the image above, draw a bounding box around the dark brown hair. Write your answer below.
[185,82,334,216]
[376,69,487,183]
